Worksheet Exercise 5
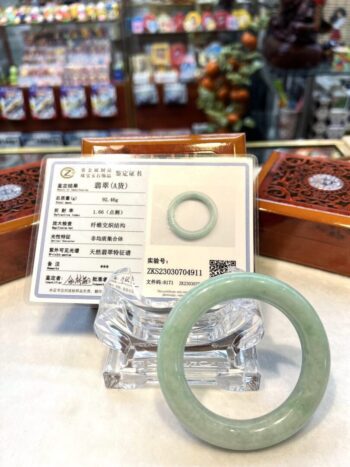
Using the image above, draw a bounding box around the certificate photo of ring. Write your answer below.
[147,164,240,248]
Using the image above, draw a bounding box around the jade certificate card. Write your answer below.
[30,156,254,303]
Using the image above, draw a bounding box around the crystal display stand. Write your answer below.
[94,268,264,391]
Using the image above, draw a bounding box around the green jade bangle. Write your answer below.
[157,272,330,451]
[167,191,218,241]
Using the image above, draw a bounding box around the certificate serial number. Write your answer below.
[147,268,203,277]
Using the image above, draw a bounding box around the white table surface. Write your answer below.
[0,257,349,467]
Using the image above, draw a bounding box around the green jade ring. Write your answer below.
[167,191,218,241]
[157,272,330,451]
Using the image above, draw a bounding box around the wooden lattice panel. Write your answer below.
[258,152,350,276]
[259,154,350,217]
[0,162,41,229]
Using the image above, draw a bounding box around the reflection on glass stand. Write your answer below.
[94,268,264,391]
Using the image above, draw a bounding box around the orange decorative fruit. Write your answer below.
[227,113,240,125]
[228,57,240,71]
[205,61,220,77]
[230,88,250,102]
[200,77,215,91]
[217,86,229,101]
[241,32,257,50]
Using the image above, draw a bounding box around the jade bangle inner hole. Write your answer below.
[188,304,302,420]
[174,199,211,232]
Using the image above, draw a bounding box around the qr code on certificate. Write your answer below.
[209,260,236,277]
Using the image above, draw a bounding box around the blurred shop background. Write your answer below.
[0,0,350,167]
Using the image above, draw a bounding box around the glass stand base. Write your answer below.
[103,345,260,391]
[96,268,263,392]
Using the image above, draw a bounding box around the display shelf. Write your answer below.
[0,83,130,132]
[130,29,245,36]
[129,1,219,5]
[127,0,260,7]
[0,1,120,28]
[127,0,239,7]
[265,62,350,79]
[0,3,122,87]
[0,19,120,28]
